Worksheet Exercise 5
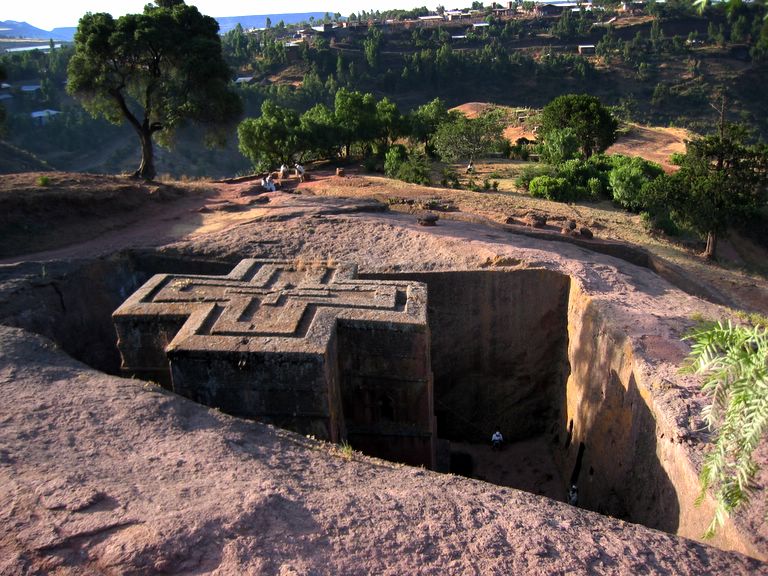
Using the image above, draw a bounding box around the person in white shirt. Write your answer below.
[264,173,276,192]
[491,429,503,450]
[295,163,305,182]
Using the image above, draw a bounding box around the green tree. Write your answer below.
[364,26,383,70]
[67,1,240,179]
[539,94,618,159]
[433,109,506,163]
[333,88,378,158]
[666,125,768,259]
[238,100,301,169]
[374,97,403,152]
[299,103,340,160]
[222,23,249,65]
[408,97,451,155]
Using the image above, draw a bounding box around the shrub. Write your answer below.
[549,158,609,201]
[608,155,664,212]
[383,145,431,185]
[529,175,571,201]
[440,166,460,188]
[509,143,531,160]
[37,175,50,186]
[538,127,579,165]
[384,144,407,177]
[363,155,382,172]
[516,164,555,190]
[641,210,680,236]
[587,176,604,198]
[397,152,431,186]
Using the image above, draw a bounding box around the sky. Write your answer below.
[2,1,436,31]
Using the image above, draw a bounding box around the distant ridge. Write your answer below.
[0,21,72,41]
[1,13,331,43]
[214,13,330,34]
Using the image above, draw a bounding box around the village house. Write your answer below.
[30,109,60,125]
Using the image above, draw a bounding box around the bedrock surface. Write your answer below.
[1,195,767,571]
[0,326,765,575]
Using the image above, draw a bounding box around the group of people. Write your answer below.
[262,163,306,192]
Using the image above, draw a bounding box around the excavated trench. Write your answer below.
[0,251,680,536]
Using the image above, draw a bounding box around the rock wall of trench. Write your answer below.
[0,255,762,558]
[0,252,233,375]
[365,270,571,444]
[564,282,762,558]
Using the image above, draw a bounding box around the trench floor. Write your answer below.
[450,436,566,502]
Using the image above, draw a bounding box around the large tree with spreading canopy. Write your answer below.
[67,0,240,179]
[539,94,618,159]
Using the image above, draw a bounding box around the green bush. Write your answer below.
[641,210,680,236]
[608,155,664,212]
[384,144,407,177]
[396,152,431,186]
[363,155,382,172]
[509,143,531,160]
[539,127,579,165]
[37,175,50,186]
[383,145,430,185]
[529,175,570,201]
[440,166,460,188]
[516,164,555,190]
[556,158,606,200]
[587,176,604,198]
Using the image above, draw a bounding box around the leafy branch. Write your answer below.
[683,320,768,537]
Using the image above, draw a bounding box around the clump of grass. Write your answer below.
[340,440,353,460]
[734,310,768,329]
[37,175,50,186]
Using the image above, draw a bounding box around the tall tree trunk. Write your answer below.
[111,89,157,181]
[133,127,156,180]
[703,231,717,260]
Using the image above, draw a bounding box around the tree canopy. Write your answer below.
[408,97,451,155]
[432,109,506,163]
[66,0,241,179]
[539,94,618,159]
[237,90,406,169]
[665,125,768,259]
[237,100,301,170]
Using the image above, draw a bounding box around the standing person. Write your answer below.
[466,159,474,174]
[568,484,579,506]
[491,429,503,451]
[295,163,305,182]
[279,163,289,179]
